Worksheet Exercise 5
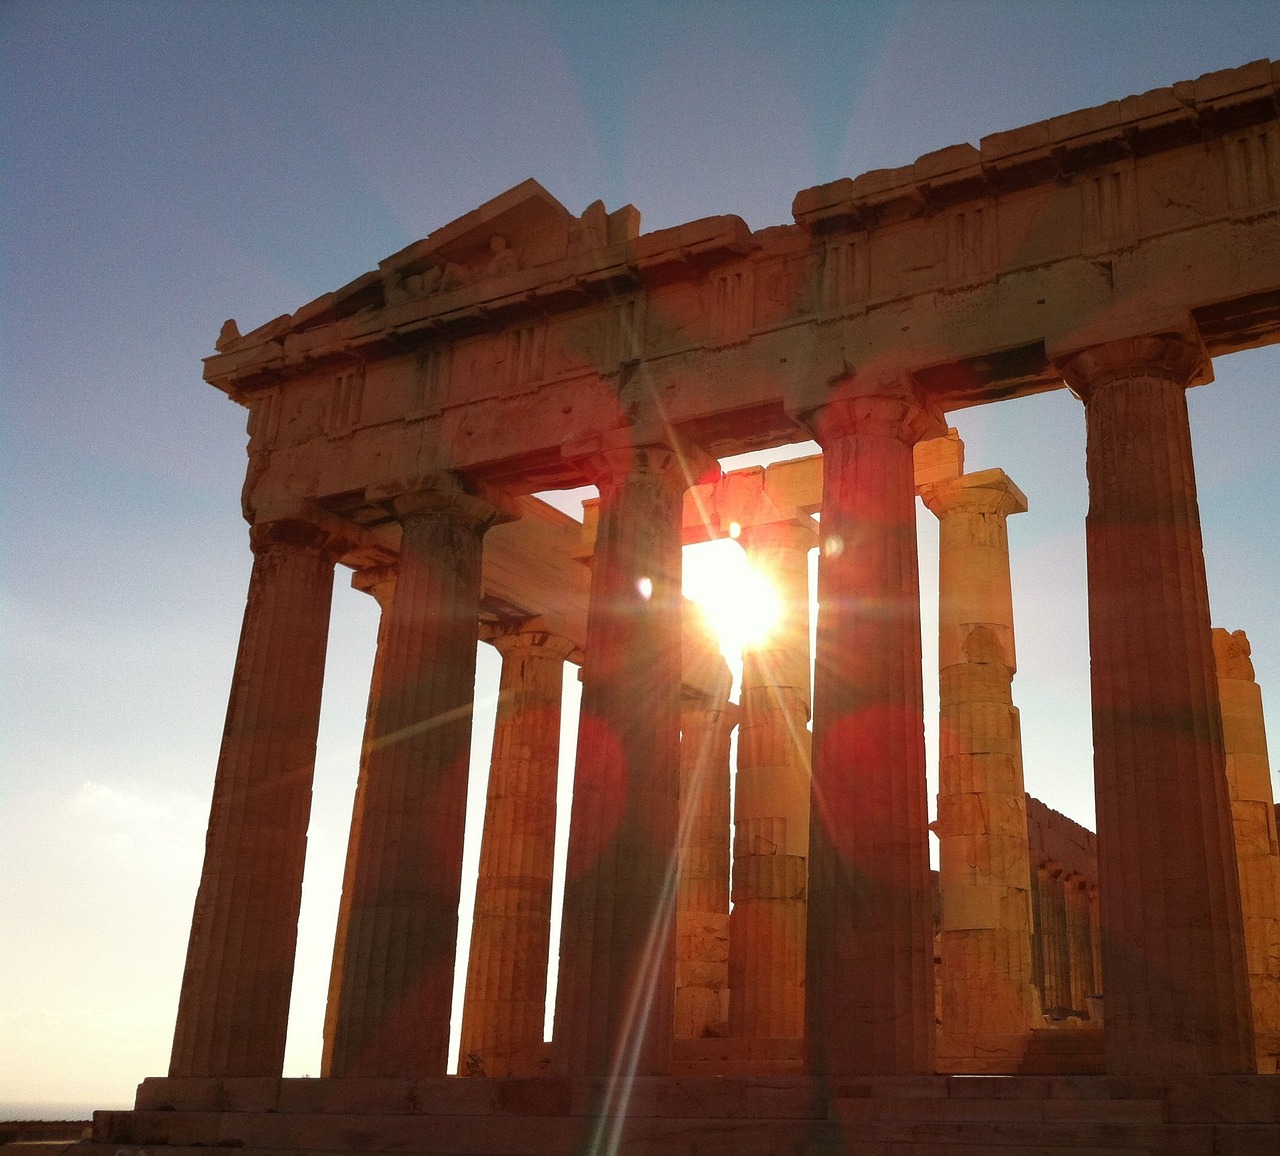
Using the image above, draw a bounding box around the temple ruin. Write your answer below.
[88,60,1280,1154]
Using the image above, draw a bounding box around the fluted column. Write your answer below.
[802,384,944,1076]
[1059,334,1252,1074]
[553,439,711,1079]
[1212,627,1280,1072]
[171,518,349,1076]
[1037,864,1071,1014]
[730,519,815,1040]
[326,485,502,1077]
[674,690,736,1039]
[1065,874,1096,1015]
[322,563,397,1075]
[920,470,1038,1058]
[458,619,575,1076]
[1088,883,1103,1014]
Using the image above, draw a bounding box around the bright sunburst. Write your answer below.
[682,538,782,659]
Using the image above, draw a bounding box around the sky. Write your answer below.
[3,0,1279,1117]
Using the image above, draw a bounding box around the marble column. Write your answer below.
[1059,334,1252,1074]
[730,519,815,1040]
[1212,627,1280,1073]
[1037,865,1071,1015]
[326,486,501,1077]
[170,518,349,1077]
[458,619,574,1076]
[553,439,709,1079]
[1065,873,1096,1015]
[920,470,1038,1056]
[802,385,944,1077]
[1088,883,1103,1013]
[322,563,397,1076]
[674,688,736,1039]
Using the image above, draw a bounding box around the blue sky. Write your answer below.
[3,0,1278,1113]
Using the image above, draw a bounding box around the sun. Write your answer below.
[682,538,782,659]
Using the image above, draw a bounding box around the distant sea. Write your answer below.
[0,1101,128,1121]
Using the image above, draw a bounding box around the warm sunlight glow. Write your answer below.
[683,539,782,658]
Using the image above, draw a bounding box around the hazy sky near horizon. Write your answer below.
[3,0,1279,1112]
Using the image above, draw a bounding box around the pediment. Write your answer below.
[380,178,575,280]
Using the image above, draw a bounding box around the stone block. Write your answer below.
[1214,1124,1280,1156]
[134,1077,220,1112]
[218,1078,281,1112]
[939,884,1002,930]
[96,1111,199,1146]
[1121,84,1192,124]
[1046,101,1123,145]
[216,1111,298,1148]
[655,1076,811,1119]
[410,1077,498,1115]
[314,1077,416,1114]
[791,179,854,226]
[1164,1076,1280,1122]
[275,1078,330,1113]
[913,429,964,487]
[849,166,918,213]
[1231,760,1277,807]
[1193,59,1274,105]
[914,143,983,190]
[946,1075,1051,1099]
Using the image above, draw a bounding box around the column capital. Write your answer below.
[566,429,720,494]
[919,467,1028,520]
[1054,331,1211,400]
[391,489,505,529]
[1212,627,1256,681]
[797,377,945,448]
[368,471,518,529]
[482,616,578,664]
[249,517,358,559]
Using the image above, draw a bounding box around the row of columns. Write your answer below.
[1030,864,1101,1019]
[170,331,1275,1084]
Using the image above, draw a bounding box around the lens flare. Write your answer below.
[682,539,782,657]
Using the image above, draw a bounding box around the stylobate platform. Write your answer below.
[85,1074,1279,1155]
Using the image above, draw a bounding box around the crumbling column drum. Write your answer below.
[1213,627,1280,1073]
[674,690,736,1039]
[921,469,1039,1066]
[170,518,349,1077]
[730,519,815,1042]
[458,620,575,1076]
[325,487,502,1077]
[1060,334,1254,1075]
[803,385,944,1077]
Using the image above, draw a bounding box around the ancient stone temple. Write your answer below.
[89,60,1280,1154]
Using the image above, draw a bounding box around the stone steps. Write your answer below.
[77,1075,1280,1156]
[1016,1027,1107,1075]
[0,1144,89,1156]
[83,1112,1280,1156]
[71,1120,1280,1156]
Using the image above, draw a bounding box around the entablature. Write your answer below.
[209,59,1280,513]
